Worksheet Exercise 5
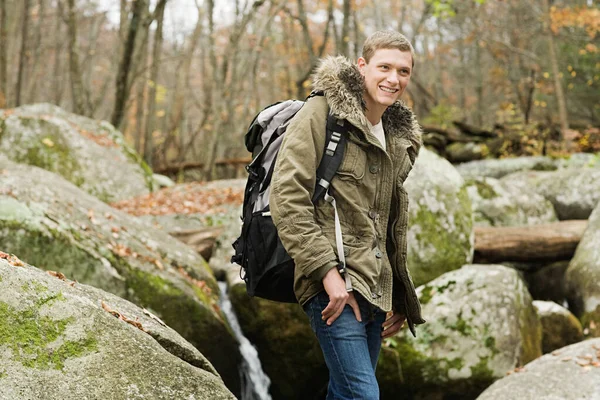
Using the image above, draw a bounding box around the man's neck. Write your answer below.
[364,100,386,126]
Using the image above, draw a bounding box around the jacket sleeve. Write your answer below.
[269,97,338,282]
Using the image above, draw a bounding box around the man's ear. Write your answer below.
[357,57,367,76]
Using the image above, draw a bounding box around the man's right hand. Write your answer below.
[321,267,362,325]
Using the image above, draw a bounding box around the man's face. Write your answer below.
[357,48,412,112]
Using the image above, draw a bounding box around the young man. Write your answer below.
[270,30,425,399]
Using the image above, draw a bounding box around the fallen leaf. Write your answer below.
[551,350,561,356]
[0,251,9,259]
[42,137,55,147]
[562,357,572,362]
[47,270,67,280]
[576,359,591,366]
[154,259,164,270]
[102,301,146,332]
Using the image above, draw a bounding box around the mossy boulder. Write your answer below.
[228,283,327,400]
[0,103,151,202]
[476,338,600,400]
[381,264,542,399]
[501,168,600,220]
[565,202,600,337]
[0,157,242,395]
[465,177,557,227]
[456,156,557,180]
[533,301,584,354]
[0,256,235,399]
[405,148,474,286]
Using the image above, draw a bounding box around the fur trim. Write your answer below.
[312,55,422,158]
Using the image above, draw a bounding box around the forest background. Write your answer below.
[0,0,598,181]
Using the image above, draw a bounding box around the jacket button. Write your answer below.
[368,210,378,219]
[369,165,379,174]
[375,249,382,259]
[343,247,350,257]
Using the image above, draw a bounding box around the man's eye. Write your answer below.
[380,65,389,70]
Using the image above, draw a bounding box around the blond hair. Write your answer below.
[362,30,415,67]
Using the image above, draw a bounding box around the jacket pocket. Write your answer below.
[336,140,367,184]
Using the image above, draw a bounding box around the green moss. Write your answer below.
[580,306,600,337]
[11,118,81,183]
[469,357,494,381]
[420,286,433,305]
[449,313,472,336]
[519,302,543,364]
[409,187,472,286]
[0,302,98,370]
[467,179,498,199]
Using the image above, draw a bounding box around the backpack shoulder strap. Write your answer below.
[312,115,350,203]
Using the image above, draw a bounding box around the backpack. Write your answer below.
[231,92,351,303]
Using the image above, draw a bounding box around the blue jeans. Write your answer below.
[303,291,387,400]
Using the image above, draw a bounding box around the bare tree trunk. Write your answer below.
[542,0,568,139]
[66,0,91,116]
[53,0,65,105]
[15,0,31,106]
[25,0,45,103]
[167,5,203,162]
[339,0,351,57]
[474,37,484,126]
[0,0,9,107]
[111,0,147,129]
[134,40,148,155]
[143,0,166,168]
[294,0,333,98]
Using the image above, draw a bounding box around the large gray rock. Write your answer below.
[457,156,557,180]
[0,158,242,394]
[405,148,474,286]
[381,264,542,399]
[476,338,600,400]
[566,202,600,337]
[501,169,600,220]
[533,301,584,354]
[465,177,557,227]
[0,255,235,400]
[0,104,150,202]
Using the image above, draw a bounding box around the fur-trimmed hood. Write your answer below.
[312,56,422,161]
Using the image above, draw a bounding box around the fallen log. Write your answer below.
[453,121,498,138]
[474,220,588,263]
[421,124,487,143]
[155,158,251,175]
[169,226,224,261]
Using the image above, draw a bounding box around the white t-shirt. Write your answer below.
[368,119,386,151]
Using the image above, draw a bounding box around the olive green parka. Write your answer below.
[270,55,425,335]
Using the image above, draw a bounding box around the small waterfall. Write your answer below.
[218,282,272,400]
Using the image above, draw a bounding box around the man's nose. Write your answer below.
[387,71,400,84]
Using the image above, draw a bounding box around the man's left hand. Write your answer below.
[381,310,406,339]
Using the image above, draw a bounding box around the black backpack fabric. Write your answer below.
[231,92,350,303]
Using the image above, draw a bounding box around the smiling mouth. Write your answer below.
[379,86,399,93]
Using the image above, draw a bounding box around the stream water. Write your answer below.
[218,281,272,400]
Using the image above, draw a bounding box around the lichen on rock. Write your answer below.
[405,148,474,286]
